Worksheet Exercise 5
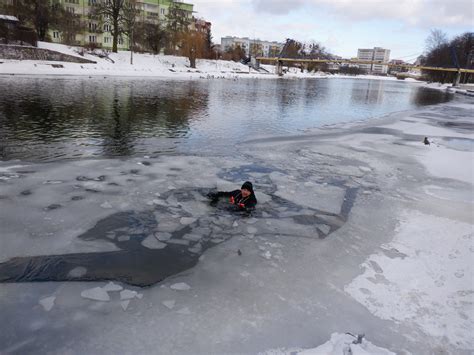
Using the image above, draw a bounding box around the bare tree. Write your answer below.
[425,29,448,52]
[205,26,213,59]
[221,45,246,62]
[165,1,190,54]
[50,4,82,45]
[121,0,138,63]
[179,30,206,68]
[33,1,51,41]
[92,0,125,53]
[280,39,304,58]
[1,0,85,43]
[135,21,167,54]
[424,31,473,84]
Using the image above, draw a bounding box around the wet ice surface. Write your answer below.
[0,98,473,354]
[0,155,355,286]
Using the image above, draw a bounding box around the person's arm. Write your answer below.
[235,195,257,212]
[207,190,239,200]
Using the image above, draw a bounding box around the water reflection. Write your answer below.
[410,86,453,106]
[0,79,209,160]
[0,77,452,161]
[351,80,384,105]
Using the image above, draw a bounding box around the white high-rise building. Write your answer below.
[357,47,391,74]
[221,36,284,58]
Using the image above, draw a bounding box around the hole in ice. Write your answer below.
[0,170,358,287]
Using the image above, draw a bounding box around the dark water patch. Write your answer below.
[438,121,474,131]
[359,127,401,136]
[20,190,32,196]
[15,170,36,174]
[358,127,428,142]
[71,195,84,201]
[44,203,62,211]
[218,164,284,192]
[340,187,359,221]
[0,247,199,287]
[381,247,408,259]
[76,175,106,182]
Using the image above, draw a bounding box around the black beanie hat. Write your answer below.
[241,181,254,193]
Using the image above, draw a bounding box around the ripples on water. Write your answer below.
[0,77,452,161]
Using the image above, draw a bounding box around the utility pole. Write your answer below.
[130,27,133,65]
[450,45,461,87]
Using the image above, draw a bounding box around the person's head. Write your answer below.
[241,181,254,197]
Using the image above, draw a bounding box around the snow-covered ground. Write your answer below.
[262,333,396,354]
[0,42,329,79]
[3,42,470,101]
[0,92,472,354]
[0,42,426,84]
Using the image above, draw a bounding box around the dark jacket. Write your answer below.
[216,190,257,210]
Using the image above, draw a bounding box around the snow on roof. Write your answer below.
[0,15,19,22]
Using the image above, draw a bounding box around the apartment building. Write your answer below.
[221,36,284,58]
[357,47,391,74]
[50,0,194,50]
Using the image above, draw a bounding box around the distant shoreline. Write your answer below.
[0,41,420,82]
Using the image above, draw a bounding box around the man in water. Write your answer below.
[208,181,257,212]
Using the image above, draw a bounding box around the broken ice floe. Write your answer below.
[81,287,110,302]
[120,300,130,311]
[0,159,356,287]
[120,289,138,300]
[162,300,176,309]
[39,296,56,312]
[170,282,191,291]
[103,282,123,292]
[67,266,87,278]
[100,201,113,209]
[141,235,167,249]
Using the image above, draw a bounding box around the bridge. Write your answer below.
[255,56,474,84]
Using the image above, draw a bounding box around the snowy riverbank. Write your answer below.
[0,42,326,79]
[0,42,424,84]
[0,94,472,354]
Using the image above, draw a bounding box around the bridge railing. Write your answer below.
[255,57,474,74]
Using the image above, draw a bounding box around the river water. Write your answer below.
[0,76,452,161]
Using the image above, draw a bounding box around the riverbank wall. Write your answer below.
[0,44,96,63]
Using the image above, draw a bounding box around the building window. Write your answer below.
[104,37,110,44]
[88,0,97,4]
[160,8,165,15]
[66,6,75,13]
[53,31,60,39]
[103,24,111,32]
[89,35,96,43]
[118,38,123,45]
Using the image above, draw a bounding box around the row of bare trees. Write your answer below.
[421,29,473,84]
[0,0,215,68]
[0,0,81,43]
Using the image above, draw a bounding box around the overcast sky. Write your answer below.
[191,0,473,61]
